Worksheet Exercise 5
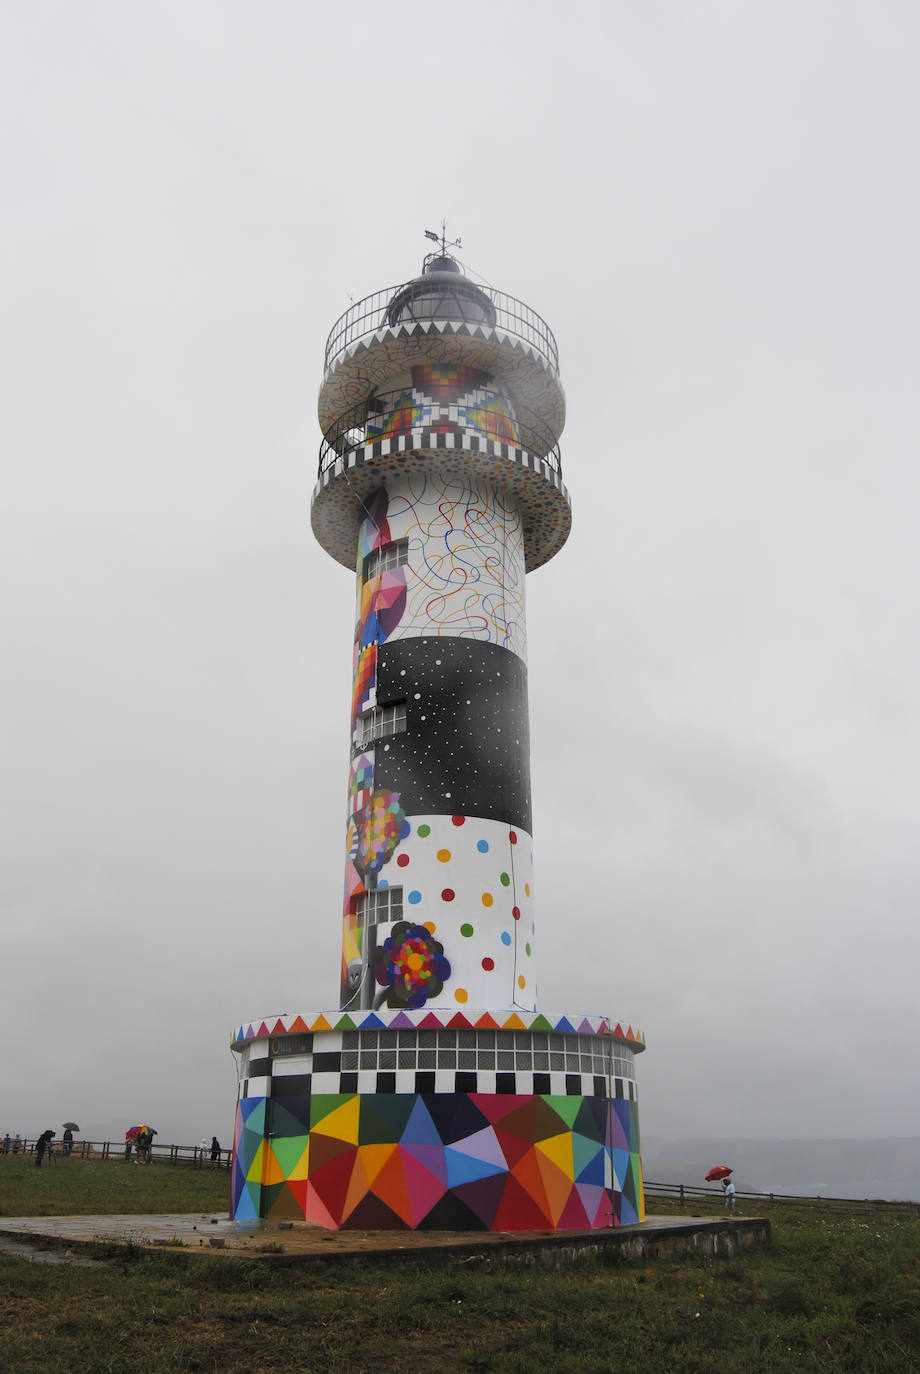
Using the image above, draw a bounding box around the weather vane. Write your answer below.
[424,219,462,256]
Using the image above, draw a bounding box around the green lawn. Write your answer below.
[0,1152,229,1217]
[0,1171,918,1373]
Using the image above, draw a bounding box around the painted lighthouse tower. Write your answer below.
[230,244,645,1231]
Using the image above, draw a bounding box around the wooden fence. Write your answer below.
[8,1138,231,1169]
[5,1145,917,1214]
[644,1179,920,1217]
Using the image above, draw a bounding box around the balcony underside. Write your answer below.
[311,435,572,573]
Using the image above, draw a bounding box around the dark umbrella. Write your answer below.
[705,1165,733,1182]
[62,1121,80,1131]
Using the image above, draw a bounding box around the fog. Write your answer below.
[2,1,918,1149]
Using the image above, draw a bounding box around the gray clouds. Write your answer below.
[1,0,918,1146]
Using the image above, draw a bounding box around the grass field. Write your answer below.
[0,1152,229,1217]
[1,1159,918,1372]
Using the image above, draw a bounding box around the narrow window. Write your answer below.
[358,700,407,745]
[363,540,408,581]
[356,887,404,927]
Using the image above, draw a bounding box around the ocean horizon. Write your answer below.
[641,1136,920,1204]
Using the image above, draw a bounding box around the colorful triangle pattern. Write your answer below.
[232,1008,645,1051]
[230,1089,644,1232]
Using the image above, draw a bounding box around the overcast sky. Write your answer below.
[2,1,918,1149]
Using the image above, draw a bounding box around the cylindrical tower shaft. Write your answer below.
[312,259,570,1019]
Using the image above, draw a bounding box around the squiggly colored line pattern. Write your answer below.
[384,472,527,660]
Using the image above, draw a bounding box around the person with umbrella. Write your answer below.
[705,1165,737,1211]
[128,1125,156,1164]
[62,1122,79,1158]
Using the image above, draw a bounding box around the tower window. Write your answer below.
[358,700,407,745]
[356,887,404,927]
[363,540,408,581]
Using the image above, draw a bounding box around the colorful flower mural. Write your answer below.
[352,790,408,878]
[376,921,451,1009]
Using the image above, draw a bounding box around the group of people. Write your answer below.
[199,1136,222,1166]
[2,1130,73,1164]
[3,1128,223,1167]
[125,1128,155,1163]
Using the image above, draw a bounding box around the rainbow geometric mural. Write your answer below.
[232,1091,643,1231]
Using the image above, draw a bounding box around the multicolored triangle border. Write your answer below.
[232,1008,645,1051]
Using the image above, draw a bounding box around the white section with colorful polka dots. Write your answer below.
[377,812,535,1010]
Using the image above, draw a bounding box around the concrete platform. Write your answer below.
[0,1212,770,1268]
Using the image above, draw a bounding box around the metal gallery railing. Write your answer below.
[323,282,560,376]
[318,385,562,478]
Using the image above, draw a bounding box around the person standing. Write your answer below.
[62,1128,73,1158]
[723,1178,736,1211]
[35,1129,55,1167]
[2,1133,9,1154]
[210,1136,221,1167]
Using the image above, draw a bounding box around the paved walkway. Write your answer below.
[0,1211,769,1265]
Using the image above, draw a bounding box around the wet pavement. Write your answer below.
[0,1211,769,1265]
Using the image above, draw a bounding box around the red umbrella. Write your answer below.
[705,1165,733,1182]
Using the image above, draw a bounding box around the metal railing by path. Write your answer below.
[9,1138,231,1169]
[323,282,560,377]
[644,1179,920,1217]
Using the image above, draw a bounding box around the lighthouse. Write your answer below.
[230,242,645,1231]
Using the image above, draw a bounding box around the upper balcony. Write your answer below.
[318,261,566,444]
[324,279,560,379]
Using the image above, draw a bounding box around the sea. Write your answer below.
[640,1137,920,1204]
